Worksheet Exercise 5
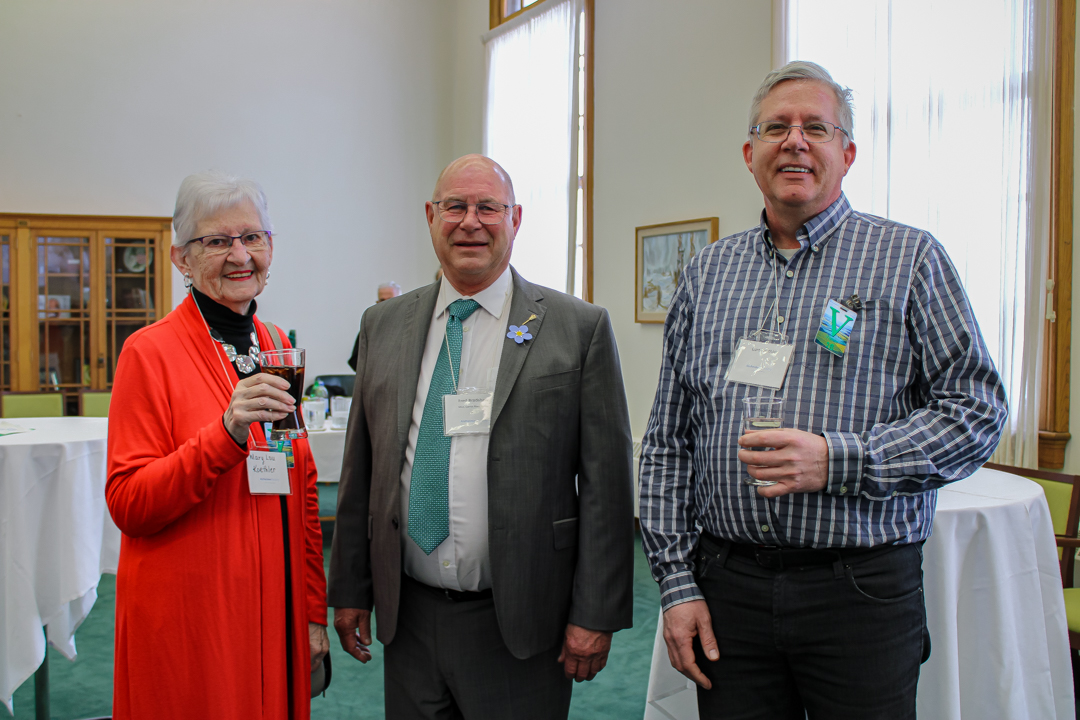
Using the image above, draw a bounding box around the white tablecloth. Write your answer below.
[0,417,116,714]
[306,427,346,483]
[644,467,1074,719]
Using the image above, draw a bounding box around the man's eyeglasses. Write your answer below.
[750,121,850,144]
[433,201,514,225]
[186,231,271,255]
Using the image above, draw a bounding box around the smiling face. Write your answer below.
[170,199,272,314]
[426,156,521,296]
[743,79,856,240]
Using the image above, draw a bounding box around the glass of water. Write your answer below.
[742,396,784,486]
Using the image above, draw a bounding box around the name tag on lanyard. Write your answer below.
[724,330,795,390]
[248,430,293,495]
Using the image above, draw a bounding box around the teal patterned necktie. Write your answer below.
[408,298,481,554]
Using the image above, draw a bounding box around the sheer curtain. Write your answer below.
[483,0,583,294]
[780,0,1054,467]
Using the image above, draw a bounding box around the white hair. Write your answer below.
[378,281,401,294]
[749,61,855,145]
[172,171,273,253]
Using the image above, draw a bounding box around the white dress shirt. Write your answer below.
[400,267,513,591]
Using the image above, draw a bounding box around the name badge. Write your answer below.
[443,389,493,436]
[814,299,858,357]
[246,448,292,495]
[724,331,794,390]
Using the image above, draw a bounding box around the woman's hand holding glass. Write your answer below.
[223,373,296,444]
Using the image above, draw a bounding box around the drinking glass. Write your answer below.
[303,398,328,431]
[742,396,784,486]
[330,396,352,430]
[259,348,307,439]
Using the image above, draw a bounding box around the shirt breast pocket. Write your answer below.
[839,299,911,388]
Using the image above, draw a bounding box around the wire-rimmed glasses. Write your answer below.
[432,201,514,225]
[186,231,271,256]
[750,121,850,144]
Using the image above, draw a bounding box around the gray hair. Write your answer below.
[378,281,401,294]
[172,170,274,253]
[748,61,855,145]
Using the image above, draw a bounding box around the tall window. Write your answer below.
[484,0,591,299]
[781,0,1056,467]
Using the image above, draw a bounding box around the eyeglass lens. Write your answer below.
[437,202,509,225]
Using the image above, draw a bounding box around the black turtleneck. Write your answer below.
[191,286,259,380]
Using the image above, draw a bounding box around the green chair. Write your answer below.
[80,391,112,417]
[1,392,64,418]
[984,462,1080,650]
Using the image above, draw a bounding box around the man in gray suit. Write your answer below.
[328,154,634,719]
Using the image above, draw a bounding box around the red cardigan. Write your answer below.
[106,294,326,720]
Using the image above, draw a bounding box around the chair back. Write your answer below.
[983,462,1080,585]
[80,391,112,417]
[1,392,65,418]
[303,374,355,398]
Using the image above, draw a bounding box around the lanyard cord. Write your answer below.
[755,239,787,338]
[192,291,257,448]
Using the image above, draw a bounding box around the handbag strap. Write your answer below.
[262,320,285,351]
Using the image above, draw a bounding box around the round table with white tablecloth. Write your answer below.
[0,416,116,714]
[643,467,1074,720]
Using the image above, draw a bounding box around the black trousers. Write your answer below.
[693,534,929,720]
[384,575,572,720]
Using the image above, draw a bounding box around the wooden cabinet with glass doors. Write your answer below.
[0,214,172,415]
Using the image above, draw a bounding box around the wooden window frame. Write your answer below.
[489,0,595,302]
[1041,0,1076,468]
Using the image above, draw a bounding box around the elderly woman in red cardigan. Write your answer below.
[106,171,329,719]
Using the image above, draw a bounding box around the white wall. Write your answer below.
[592,0,773,438]
[0,0,454,383]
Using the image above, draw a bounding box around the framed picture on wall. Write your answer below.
[635,217,719,323]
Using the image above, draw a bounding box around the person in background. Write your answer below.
[348,281,401,371]
[329,154,635,719]
[639,61,1008,719]
[106,171,329,719]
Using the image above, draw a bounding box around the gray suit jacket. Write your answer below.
[327,267,635,658]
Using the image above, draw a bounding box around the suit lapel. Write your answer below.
[492,268,546,427]
[397,283,441,465]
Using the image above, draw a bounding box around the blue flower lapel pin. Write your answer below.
[507,314,538,344]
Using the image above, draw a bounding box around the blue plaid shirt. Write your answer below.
[639,194,1008,610]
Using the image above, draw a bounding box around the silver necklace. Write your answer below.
[209,327,260,374]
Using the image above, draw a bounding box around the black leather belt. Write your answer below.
[405,574,493,603]
[701,531,901,572]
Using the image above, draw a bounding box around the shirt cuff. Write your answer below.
[822,430,864,497]
[659,571,704,612]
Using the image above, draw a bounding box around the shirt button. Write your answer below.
[463,326,470,332]
[812,246,819,253]
[892,491,899,497]
[761,525,769,532]
[786,270,794,278]
[840,486,848,494]
[777,316,785,323]
[442,560,450,567]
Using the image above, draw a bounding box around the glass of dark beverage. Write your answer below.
[259,348,307,440]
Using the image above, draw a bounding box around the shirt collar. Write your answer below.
[755,193,853,257]
[436,266,512,320]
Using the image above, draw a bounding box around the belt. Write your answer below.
[701,531,904,572]
[404,574,493,603]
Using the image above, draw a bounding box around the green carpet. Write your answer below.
[11,534,661,719]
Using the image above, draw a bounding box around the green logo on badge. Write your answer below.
[827,307,853,338]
